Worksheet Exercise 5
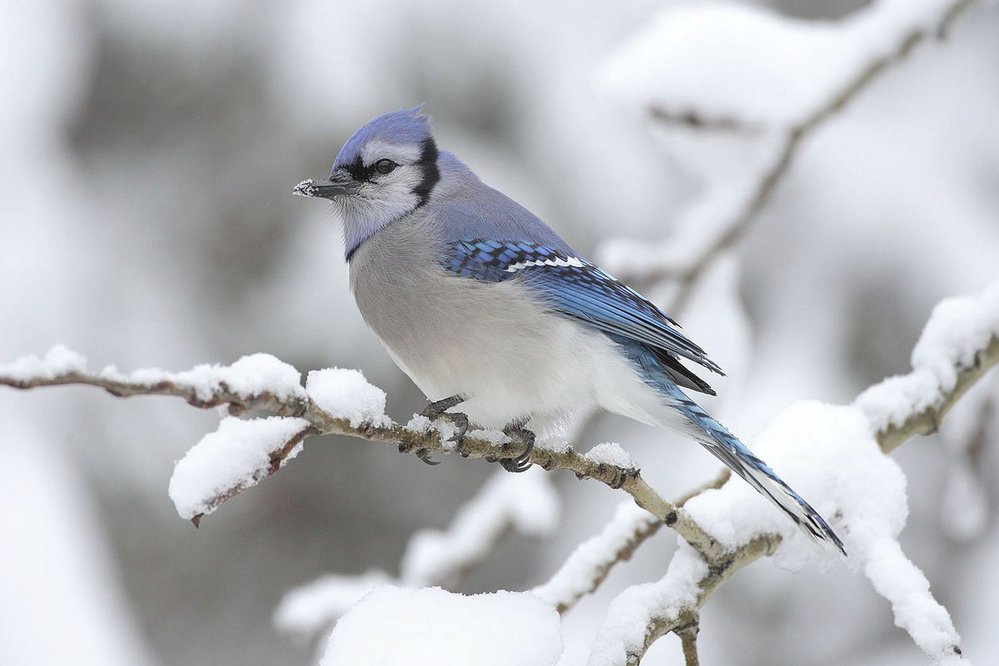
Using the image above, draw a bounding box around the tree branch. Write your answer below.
[540,345,999,624]
[675,614,701,666]
[613,325,997,664]
[550,0,983,637]
[534,471,730,614]
[607,0,978,314]
[874,334,999,454]
[0,355,719,558]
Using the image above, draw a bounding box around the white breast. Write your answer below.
[348,219,669,436]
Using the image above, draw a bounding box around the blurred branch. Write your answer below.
[623,0,977,313]
[876,335,999,453]
[276,468,560,643]
[397,470,559,587]
[647,106,755,133]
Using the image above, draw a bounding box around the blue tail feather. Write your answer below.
[618,338,846,555]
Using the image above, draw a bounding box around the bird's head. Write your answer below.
[295,107,441,258]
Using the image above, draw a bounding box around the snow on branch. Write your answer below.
[534,470,733,615]
[319,586,562,665]
[0,347,720,557]
[546,284,999,629]
[587,280,999,666]
[2,280,995,665]
[857,281,999,452]
[170,416,312,524]
[533,501,659,614]
[275,469,561,643]
[598,0,978,305]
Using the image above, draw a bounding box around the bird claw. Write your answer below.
[416,448,441,466]
[420,395,469,458]
[499,421,535,473]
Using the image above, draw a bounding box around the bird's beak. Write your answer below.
[293,170,357,200]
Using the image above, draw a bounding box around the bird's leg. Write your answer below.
[413,394,469,464]
[499,419,535,473]
[422,394,465,418]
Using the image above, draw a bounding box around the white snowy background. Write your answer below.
[2,0,998,665]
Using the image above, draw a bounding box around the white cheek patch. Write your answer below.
[354,166,423,219]
[364,165,422,192]
[360,139,423,166]
[504,256,585,273]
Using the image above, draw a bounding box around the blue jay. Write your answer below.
[295,107,844,554]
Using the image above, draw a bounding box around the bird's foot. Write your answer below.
[397,439,440,465]
[498,420,535,473]
[416,395,469,464]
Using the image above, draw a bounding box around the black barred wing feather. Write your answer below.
[442,239,723,376]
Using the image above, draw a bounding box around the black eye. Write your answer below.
[374,159,396,175]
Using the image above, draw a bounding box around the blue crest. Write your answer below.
[334,106,433,170]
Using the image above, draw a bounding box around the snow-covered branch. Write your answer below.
[0,348,717,556]
[533,470,731,614]
[589,281,999,665]
[2,281,995,666]
[599,0,978,310]
[538,279,999,646]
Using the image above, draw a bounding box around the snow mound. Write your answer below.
[168,416,310,520]
[306,368,390,427]
[320,586,562,666]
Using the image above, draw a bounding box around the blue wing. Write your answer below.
[442,239,723,376]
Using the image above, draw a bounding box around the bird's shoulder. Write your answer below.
[427,179,574,253]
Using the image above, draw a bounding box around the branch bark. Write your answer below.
[0,364,718,557]
[877,334,999,454]
[675,615,701,666]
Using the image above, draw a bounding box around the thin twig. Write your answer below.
[877,335,999,453]
[675,614,701,666]
[624,0,978,314]
[538,469,731,614]
[625,535,781,665]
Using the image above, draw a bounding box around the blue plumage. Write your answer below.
[297,108,847,555]
[617,339,846,552]
[333,106,433,170]
[442,239,722,375]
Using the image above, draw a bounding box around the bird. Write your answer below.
[294,106,845,554]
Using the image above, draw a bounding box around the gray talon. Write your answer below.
[416,448,441,466]
[499,421,535,473]
[421,394,465,420]
[421,394,469,450]
[448,412,469,443]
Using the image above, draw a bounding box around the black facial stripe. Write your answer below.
[413,137,440,208]
[342,137,439,206]
[345,156,375,182]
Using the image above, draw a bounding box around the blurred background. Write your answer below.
[2,0,998,664]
